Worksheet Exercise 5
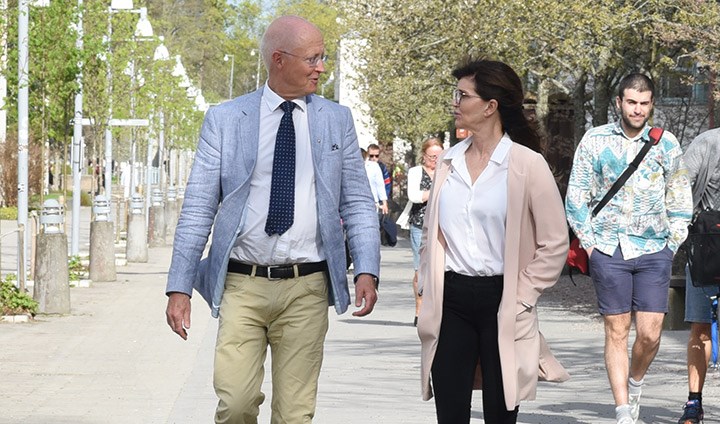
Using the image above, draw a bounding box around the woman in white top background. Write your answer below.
[404,137,444,326]
[417,59,569,423]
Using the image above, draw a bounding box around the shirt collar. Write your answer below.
[443,133,512,164]
[612,121,649,142]
[262,84,307,113]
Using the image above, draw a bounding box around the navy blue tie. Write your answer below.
[265,101,296,236]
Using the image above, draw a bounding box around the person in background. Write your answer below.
[417,59,569,423]
[401,137,443,326]
[566,73,693,424]
[368,143,392,200]
[677,127,720,424]
[362,148,389,214]
[164,15,380,424]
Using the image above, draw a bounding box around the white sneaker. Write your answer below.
[629,391,642,421]
[616,404,634,424]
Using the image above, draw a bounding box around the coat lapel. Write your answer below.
[504,144,524,287]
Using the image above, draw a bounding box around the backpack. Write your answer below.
[686,209,720,287]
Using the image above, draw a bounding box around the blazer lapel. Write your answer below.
[238,90,262,172]
[307,95,325,167]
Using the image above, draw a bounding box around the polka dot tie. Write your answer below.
[265,101,296,236]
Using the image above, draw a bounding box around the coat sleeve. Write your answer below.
[337,109,381,281]
[516,155,569,307]
[166,107,222,296]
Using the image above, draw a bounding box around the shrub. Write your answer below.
[81,191,92,207]
[0,207,18,220]
[0,274,38,316]
[68,255,88,281]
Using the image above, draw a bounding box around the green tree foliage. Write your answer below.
[340,0,720,146]
[148,0,264,102]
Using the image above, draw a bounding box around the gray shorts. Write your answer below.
[685,264,720,323]
[589,245,673,315]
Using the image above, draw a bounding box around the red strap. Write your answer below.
[648,127,664,145]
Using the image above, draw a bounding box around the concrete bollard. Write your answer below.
[33,200,70,314]
[164,186,178,245]
[126,194,148,263]
[89,195,116,282]
[149,188,165,247]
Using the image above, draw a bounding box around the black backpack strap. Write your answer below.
[592,127,663,217]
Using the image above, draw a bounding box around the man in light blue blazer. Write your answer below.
[165,15,380,424]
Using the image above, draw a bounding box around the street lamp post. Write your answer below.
[17,0,50,282]
[251,49,262,90]
[105,1,154,206]
[70,0,84,256]
[224,54,234,99]
[17,0,30,283]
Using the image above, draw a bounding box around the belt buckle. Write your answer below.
[266,265,283,281]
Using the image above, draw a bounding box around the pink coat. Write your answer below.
[417,142,570,410]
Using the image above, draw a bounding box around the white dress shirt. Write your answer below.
[230,85,324,265]
[438,134,511,276]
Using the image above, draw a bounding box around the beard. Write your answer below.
[621,113,649,131]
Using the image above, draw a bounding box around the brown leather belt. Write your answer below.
[227,260,328,280]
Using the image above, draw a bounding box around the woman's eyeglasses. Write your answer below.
[453,88,482,104]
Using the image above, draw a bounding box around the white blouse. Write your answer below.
[438,134,511,276]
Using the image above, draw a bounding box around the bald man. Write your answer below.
[165,15,381,424]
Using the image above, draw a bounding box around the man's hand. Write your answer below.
[166,292,192,340]
[585,246,594,258]
[380,202,389,215]
[353,274,378,317]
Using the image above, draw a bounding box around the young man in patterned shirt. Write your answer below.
[565,73,693,424]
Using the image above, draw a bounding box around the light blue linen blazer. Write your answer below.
[166,88,381,317]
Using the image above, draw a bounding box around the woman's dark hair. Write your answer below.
[452,59,542,153]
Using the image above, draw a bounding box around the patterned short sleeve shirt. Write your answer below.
[565,122,693,259]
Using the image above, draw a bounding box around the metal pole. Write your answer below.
[229,55,234,98]
[17,224,25,291]
[129,60,136,196]
[145,124,153,230]
[104,8,113,210]
[1,0,7,145]
[17,0,29,284]
[70,0,84,256]
[255,52,261,89]
[158,111,165,191]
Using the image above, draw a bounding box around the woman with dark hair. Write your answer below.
[417,59,569,423]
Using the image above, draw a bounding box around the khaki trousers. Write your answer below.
[214,271,329,424]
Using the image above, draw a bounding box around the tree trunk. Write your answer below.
[572,71,588,146]
[535,79,551,139]
[592,70,612,127]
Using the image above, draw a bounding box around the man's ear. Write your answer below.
[615,95,622,109]
[271,51,284,68]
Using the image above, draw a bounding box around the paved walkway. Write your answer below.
[1,225,719,423]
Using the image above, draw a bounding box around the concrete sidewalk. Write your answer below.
[1,236,718,423]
